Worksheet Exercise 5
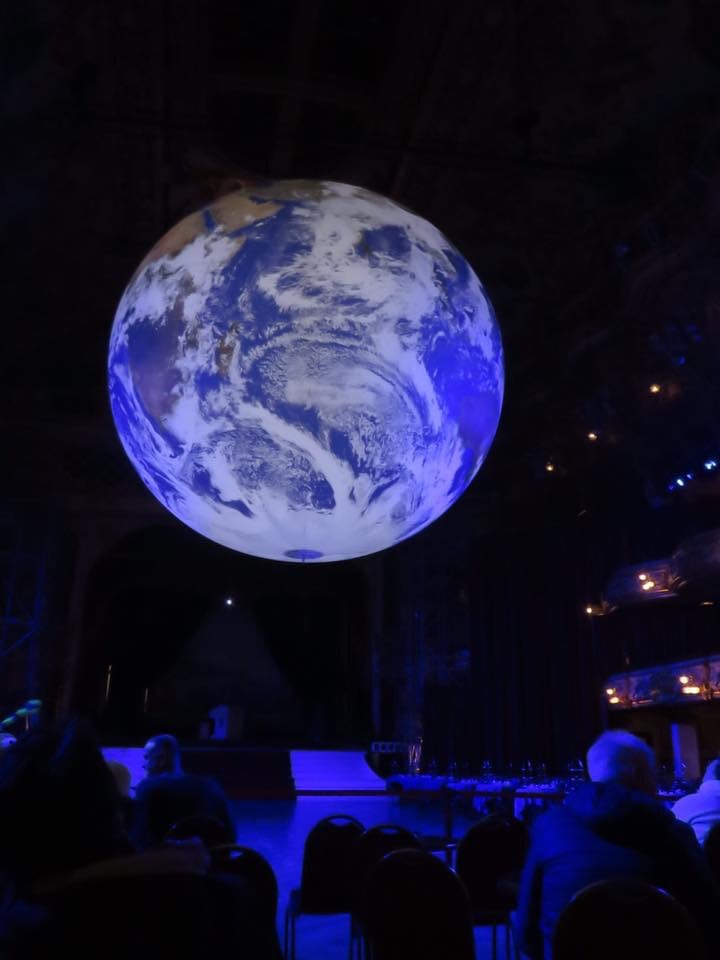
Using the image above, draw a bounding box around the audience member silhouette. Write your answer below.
[131,733,235,849]
[517,730,716,959]
[0,721,279,959]
[673,757,720,844]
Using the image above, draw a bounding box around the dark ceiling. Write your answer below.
[4,0,720,541]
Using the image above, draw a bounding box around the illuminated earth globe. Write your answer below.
[108,180,504,562]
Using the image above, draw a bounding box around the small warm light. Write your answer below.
[224,596,235,607]
[679,675,690,685]
[587,431,598,442]
[682,685,701,695]
[638,573,648,582]
[701,601,715,607]
[586,606,593,615]
[609,696,620,704]
[649,383,662,394]
[605,688,616,696]
[641,580,655,591]
[545,461,556,473]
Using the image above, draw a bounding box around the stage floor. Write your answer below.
[232,795,509,960]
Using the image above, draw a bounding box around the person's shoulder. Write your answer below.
[134,774,180,797]
[189,773,225,791]
[671,791,699,816]
[527,803,575,846]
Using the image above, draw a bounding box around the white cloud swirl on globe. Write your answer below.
[108,180,504,562]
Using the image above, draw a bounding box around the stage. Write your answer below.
[101,745,386,798]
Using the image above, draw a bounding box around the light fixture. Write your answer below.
[605,688,616,696]
[682,685,701,695]
[705,460,718,471]
[224,596,235,607]
[641,580,655,591]
[609,696,620,705]
[675,477,685,487]
[587,431,598,442]
[638,573,648,582]
[679,675,690,685]
[649,383,662,394]
[586,606,593,615]
[545,461,556,473]
[701,601,715,607]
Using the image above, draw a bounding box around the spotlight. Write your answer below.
[605,688,616,696]
[649,383,661,394]
[701,601,715,607]
[224,596,235,607]
[705,460,718,471]
[679,675,690,685]
[609,696,620,705]
[587,431,598,442]
[585,606,593,615]
[641,580,655,591]
[545,461,556,473]
[638,573,648,582]
[675,478,685,487]
[682,685,701,695]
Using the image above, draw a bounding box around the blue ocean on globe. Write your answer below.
[108,180,504,562]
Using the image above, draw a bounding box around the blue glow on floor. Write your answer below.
[232,796,509,959]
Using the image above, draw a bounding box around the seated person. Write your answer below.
[672,758,720,844]
[131,734,235,849]
[517,730,716,959]
[0,721,279,959]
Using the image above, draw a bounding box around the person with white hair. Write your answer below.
[517,730,716,959]
[673,757,720,844]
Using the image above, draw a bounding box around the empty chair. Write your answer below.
[164,814,234,848]
[553,878,705,960]
[364,849,475,960]
[351,824,422,958]
[210,844,279,924]
[284,814,364,960]
[455,815,529,960]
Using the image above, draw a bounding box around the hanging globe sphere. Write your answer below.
[108,180,504,562]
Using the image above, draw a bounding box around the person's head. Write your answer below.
[703,758,720,782]
[143,734,181,777]
[586,730,656,795]
[0,719,124,890]
[106,759,131,798]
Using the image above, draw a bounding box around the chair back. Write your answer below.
[352,824,421,916]
[298,814,364,912]
[165,815,234,848]
[553,879,704,960]
[210,844,278,923]
[364,849,475,960]
[704,820,720,884]
[455,815,528,910]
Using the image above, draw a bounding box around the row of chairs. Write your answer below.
[168,814,705,960]
[284,814,529,960]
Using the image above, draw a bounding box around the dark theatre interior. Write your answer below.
[4,2,720,958]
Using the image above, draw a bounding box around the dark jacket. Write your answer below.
[517,781,716,959]
[131,772,235,849]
